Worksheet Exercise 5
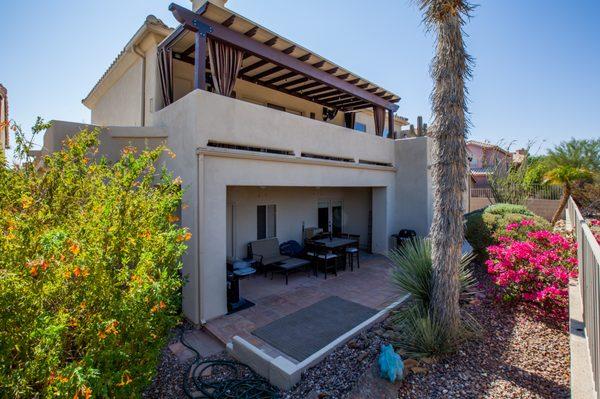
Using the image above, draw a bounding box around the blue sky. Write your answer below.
[2,0,598,158]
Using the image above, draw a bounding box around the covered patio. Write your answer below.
[206,253,403,351]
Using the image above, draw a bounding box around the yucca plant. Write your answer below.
[388,238,480,357]
[389,238,477,310]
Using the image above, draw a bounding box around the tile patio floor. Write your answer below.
[204,252,404,362]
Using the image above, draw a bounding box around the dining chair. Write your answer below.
[345,234,360,271]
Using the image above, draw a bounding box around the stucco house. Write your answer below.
[41,0,438,329]
[467,140,513,188]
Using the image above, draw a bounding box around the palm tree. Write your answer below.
[543,139,598,224]
[417,0,475,337]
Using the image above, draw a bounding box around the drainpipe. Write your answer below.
[133,45,146,126]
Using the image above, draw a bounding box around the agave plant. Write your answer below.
[388,238,477,310]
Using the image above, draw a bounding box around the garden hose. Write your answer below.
[179,330,279,399]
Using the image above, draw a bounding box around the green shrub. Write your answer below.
[0,125,187,398]
[485,203,534,216]
[465,204,550,255]
[464,209,493,255]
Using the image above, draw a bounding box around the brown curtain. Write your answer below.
[344,112,356,129]
[373,106,386,136]
[207,38,244,97]
[157,48,173,106]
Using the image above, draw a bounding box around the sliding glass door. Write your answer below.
[317,200,343,234]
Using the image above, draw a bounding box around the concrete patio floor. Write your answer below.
[204,252,403,361]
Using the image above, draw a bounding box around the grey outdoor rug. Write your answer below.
[252,296,377,362]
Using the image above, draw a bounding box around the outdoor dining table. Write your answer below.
[313,237,357,249]
[313,237,358,270]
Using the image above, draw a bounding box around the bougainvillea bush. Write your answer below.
[0,125,187,398]
[485,218,578,322]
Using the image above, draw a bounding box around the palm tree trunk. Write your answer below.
[427,5,472,336]
[551,184,571,225]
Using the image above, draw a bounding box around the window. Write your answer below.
[267,103,303,117]
[257,205,276,239]
[267,103,286,112]
[355,122,367,132]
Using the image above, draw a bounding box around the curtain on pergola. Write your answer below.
[158,48,173,106]
[207,38,244,97]
[373,106,386,136]
[344,112,356,129]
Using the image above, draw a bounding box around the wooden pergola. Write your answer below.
[159,3,401,136]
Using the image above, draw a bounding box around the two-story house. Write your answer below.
[467,140,513,188]
[41,0,437,328]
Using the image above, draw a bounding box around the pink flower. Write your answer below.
[485,227,577,323]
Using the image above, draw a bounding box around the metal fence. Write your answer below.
[568,197,600,398]
[470,185,563,200]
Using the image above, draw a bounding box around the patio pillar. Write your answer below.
[194,31,208,90]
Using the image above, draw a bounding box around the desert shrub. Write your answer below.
[388,238,479,357]
[0,125,187,398]
[389,238,477,309]
[465,204,550,255]
[464,209,493,254]
[485,222,577,322]
[485,203,534,216]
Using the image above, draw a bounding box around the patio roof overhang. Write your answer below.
[160,3,400,123]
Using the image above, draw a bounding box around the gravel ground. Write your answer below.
[143,322,195,399]
[283,323,388,399]
[395,264,570,399]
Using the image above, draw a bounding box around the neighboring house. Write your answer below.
[0,84,8,154]
[41,0,439,325]
[467,140,513,188]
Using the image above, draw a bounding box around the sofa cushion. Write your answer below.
[250,238,280,259]
[262,255,290,266]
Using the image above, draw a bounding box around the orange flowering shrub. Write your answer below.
[0,123,187,398]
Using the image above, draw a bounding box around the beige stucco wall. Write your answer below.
[91,58,144,126]
[40,120,167,160]
[226,186,371,258]
[393,137,433,237]
[88,33,165,127]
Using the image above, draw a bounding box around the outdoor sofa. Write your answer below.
[248,238,311,285]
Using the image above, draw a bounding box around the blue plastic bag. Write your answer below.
[378,344,404,383]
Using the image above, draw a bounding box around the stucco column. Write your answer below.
[371,187,390,254]
[198,160,228,321]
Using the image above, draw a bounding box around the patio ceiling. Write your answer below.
[161,3,400,113]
